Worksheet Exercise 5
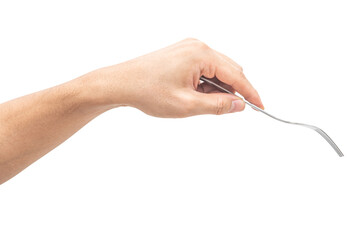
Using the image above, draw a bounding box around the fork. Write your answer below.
[200,76,344,157]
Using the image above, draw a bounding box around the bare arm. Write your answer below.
[0,39,264,184]
[0,73,112,183]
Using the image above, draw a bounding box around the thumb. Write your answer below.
[192,92,245,115]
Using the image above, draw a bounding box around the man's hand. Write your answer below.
[93,38,264,117]
[0,38,264,184]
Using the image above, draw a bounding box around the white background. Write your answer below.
[1,0,360,239]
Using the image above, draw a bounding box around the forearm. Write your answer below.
[0,71,116,184]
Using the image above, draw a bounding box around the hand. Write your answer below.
[94,38,264,117]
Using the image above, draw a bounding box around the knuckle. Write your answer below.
[198,41,210,51]
[183,37,199,43]
[185,38,209,51]
[239,69,246,78]
[239,65,243,72]
[215,97,226,115]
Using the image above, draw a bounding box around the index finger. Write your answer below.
[205,51,264,110]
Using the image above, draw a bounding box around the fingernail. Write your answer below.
[229,100,244,113]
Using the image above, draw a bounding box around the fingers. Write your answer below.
[202,50,264,110]
[190,91,245,115]
[214,50,244,72]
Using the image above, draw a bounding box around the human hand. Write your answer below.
[94,38,264,117]
[0,38,264,183]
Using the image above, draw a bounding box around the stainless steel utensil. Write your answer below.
[200,76,344,157]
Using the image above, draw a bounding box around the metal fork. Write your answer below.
[200,76,344,157]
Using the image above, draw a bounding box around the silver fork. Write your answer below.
[200,76,344,157]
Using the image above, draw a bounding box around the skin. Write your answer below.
[0,38,264,184]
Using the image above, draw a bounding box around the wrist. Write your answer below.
[68,69,123,115]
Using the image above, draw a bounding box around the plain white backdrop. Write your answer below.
[1,0,360,239]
